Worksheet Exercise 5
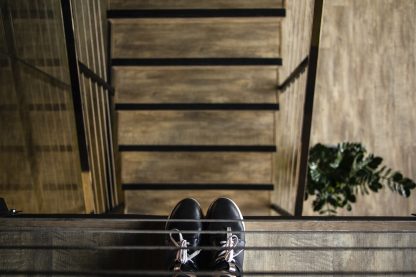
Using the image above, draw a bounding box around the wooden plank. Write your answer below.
[113,66,278,104]
[1,218,416,231]
[1,220,416,272]
[118,111,275,145]
[125,190,270,215]
[111,18,281,58]
[109,0,284,10]
[121,152,273,184]
[306,0,416,216]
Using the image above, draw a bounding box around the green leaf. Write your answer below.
[368,157,383,169]
[392,172,403,182]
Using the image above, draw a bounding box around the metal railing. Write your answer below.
[0,0,118,214]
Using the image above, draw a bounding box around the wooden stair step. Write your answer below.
[108,0,284,10]
[110,18,281,59]
[120,152,273,184]
[117,110,275,146]
[125,190,271,215]
[113,66,278,104]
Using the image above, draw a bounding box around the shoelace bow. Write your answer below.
[216,229,243,264]
[170,229,201,265]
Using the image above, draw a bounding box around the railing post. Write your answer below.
[60,0,96,213]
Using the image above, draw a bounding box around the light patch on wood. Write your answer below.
[121,152,273,184]
[118,110,275,145]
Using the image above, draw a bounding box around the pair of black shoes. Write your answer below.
[166,198,245,277]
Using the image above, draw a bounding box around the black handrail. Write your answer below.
[294,0,324,216]
[278,56,309,92]
[78,61,114,96]
[61,0,90,171]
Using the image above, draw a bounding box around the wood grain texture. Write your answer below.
[125,190,271,215]
[109,0,284,10]
[118,110,275,145]
[272,73,308,214]
[121,152,273,184]
[270,0,314,215]
[111,18,281,58]
[306,0,416,216]
[0,218,415,273]
[279,0,314,80]
[113,66,278,104]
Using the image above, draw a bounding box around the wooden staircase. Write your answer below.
[1,216,415,275]
[108,0,285,215]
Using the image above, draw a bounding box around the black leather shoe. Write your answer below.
[166,198,203,277]
[206,198,245,277]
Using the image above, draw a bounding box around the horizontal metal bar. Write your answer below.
[112,58,282,66]
[1,228,415,235]
[118,145,277,152]
[115,103,279,110]
[1,215,415,221]
[2,245,415,251]
[78,61,115,95]
[0,270,414,276]
[108,9,286,18]
[122,183,274,190]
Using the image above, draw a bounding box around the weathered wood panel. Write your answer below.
[126,190,270,215]
[279,0,314,80]
[109,0,284,10]
[306,0,416,216]
[118,111,275,145]
[113,66,278,104]
[111,18,281,58]
[272,73,308,214]
[0,218,415,274]
[270,0,314,215]
[121,152,273,184]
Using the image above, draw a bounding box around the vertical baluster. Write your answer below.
[75,0,100,213]
[80,0,105,212]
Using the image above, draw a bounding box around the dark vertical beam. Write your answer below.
[60,0,89,171]
[294,0,324,216]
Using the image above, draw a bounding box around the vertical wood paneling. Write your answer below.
[271,0,314,215]
[305,0,416,216]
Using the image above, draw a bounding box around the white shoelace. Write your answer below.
[216,227,243,264]
[169,229,201,265]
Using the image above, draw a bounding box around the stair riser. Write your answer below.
[111,18,281,59]
[118,111,275,146]
[109,0,284,10]
[113,66,278,104]
[125,190,270,215]
[120,152,273,184]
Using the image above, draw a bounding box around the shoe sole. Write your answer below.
[207,197,245,231]
[165,197,202,230]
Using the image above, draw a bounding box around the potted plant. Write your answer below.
[305,142,416,215]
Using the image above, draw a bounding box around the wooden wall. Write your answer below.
[0,0,85,213]
[272,0,315,214]
[304,0,416,216]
